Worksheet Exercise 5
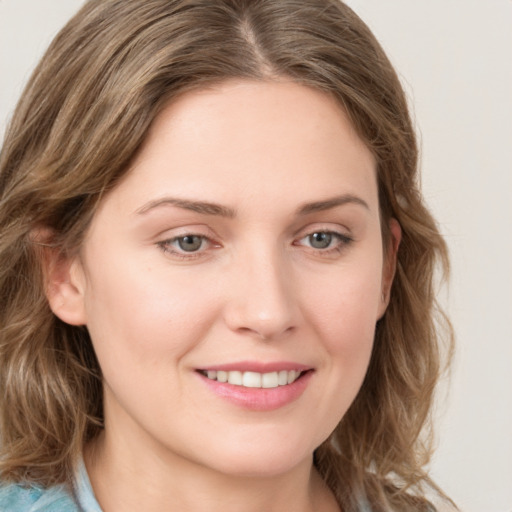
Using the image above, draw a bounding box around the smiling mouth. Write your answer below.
[197,369,306,389]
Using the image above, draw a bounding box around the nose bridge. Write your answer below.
[225,239,297,339]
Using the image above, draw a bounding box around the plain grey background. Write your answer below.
[1,1,511,511]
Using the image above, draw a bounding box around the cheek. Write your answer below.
[288,262,382,447]
[302,255,383,393]
[318,283,378,384]
[81,255,220,369]
[305,259,383,348]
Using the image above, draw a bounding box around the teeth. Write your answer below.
[287,370,297,384]
[243,371,261,388]
[261,372,278,388]
[202,369,303,388]
[228,371,242,385]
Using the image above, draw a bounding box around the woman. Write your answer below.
[0,0,454,510]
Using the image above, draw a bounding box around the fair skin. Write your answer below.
[48,80,400,512]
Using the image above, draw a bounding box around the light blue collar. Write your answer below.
[72,457,103,512]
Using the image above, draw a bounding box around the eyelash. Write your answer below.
[157,234,217,260]
[295,231,354,255]
[157,230,353,260]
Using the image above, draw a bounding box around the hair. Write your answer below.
[0,0,454,510]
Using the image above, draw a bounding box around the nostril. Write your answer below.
[223,263,298,339]
[234,324,295,341]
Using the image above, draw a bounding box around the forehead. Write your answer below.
[101,79,377,216]
[143,79,371,164]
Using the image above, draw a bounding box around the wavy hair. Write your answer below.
[0,0,454,510]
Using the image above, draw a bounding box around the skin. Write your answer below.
[48,80,400,512]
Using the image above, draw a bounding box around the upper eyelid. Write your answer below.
[293,223,352,238]
[154,224,218,240]
[296,231,353,244]
[156,227,351,242]
[154,221,353,243]
[163,233,215,247]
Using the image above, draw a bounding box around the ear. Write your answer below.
[35,231,87,326]
[377,218,402,318]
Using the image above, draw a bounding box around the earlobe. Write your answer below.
[35,232,87,326]
[378,218,402,317]
[47,259,87,326]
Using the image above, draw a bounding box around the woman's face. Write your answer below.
[56,80,397,477]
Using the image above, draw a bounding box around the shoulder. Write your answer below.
[0,482,41,510]
[0,481,79,511]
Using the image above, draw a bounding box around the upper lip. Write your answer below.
[197,361,313,373]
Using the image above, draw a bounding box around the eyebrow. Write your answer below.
[135,197,236,217]
[135,193,369,217]
[296,194,370,215]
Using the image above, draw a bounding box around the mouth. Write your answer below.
[196,364,314,411]
[197,369,306,389]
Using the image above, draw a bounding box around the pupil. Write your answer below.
[310,232,331,249]
[178,235,202,252]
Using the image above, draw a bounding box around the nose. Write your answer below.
[223,248,298,341]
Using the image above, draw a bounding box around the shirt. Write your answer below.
[0,458,102,511]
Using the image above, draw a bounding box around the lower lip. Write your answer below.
[197,371,313,411]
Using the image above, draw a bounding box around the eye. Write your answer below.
[158,234,214,258]
[174,235,205,252]
[296,230,353,253]
[308,232,334,249]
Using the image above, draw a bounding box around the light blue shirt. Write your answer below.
[0,458,102,511]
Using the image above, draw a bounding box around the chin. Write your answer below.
[212,454,310,479]
[192,429,321,479]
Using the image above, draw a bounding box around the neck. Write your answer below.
[84,431,339,512]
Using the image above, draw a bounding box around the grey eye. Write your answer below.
[177,235,204,252]
[308,232,332,249]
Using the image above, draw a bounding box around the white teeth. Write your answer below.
[262,372,278,388]
[227,371,243,385]
[243,371,261,388]
[203,369,303,388]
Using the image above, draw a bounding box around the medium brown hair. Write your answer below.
[0,0,454,510]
